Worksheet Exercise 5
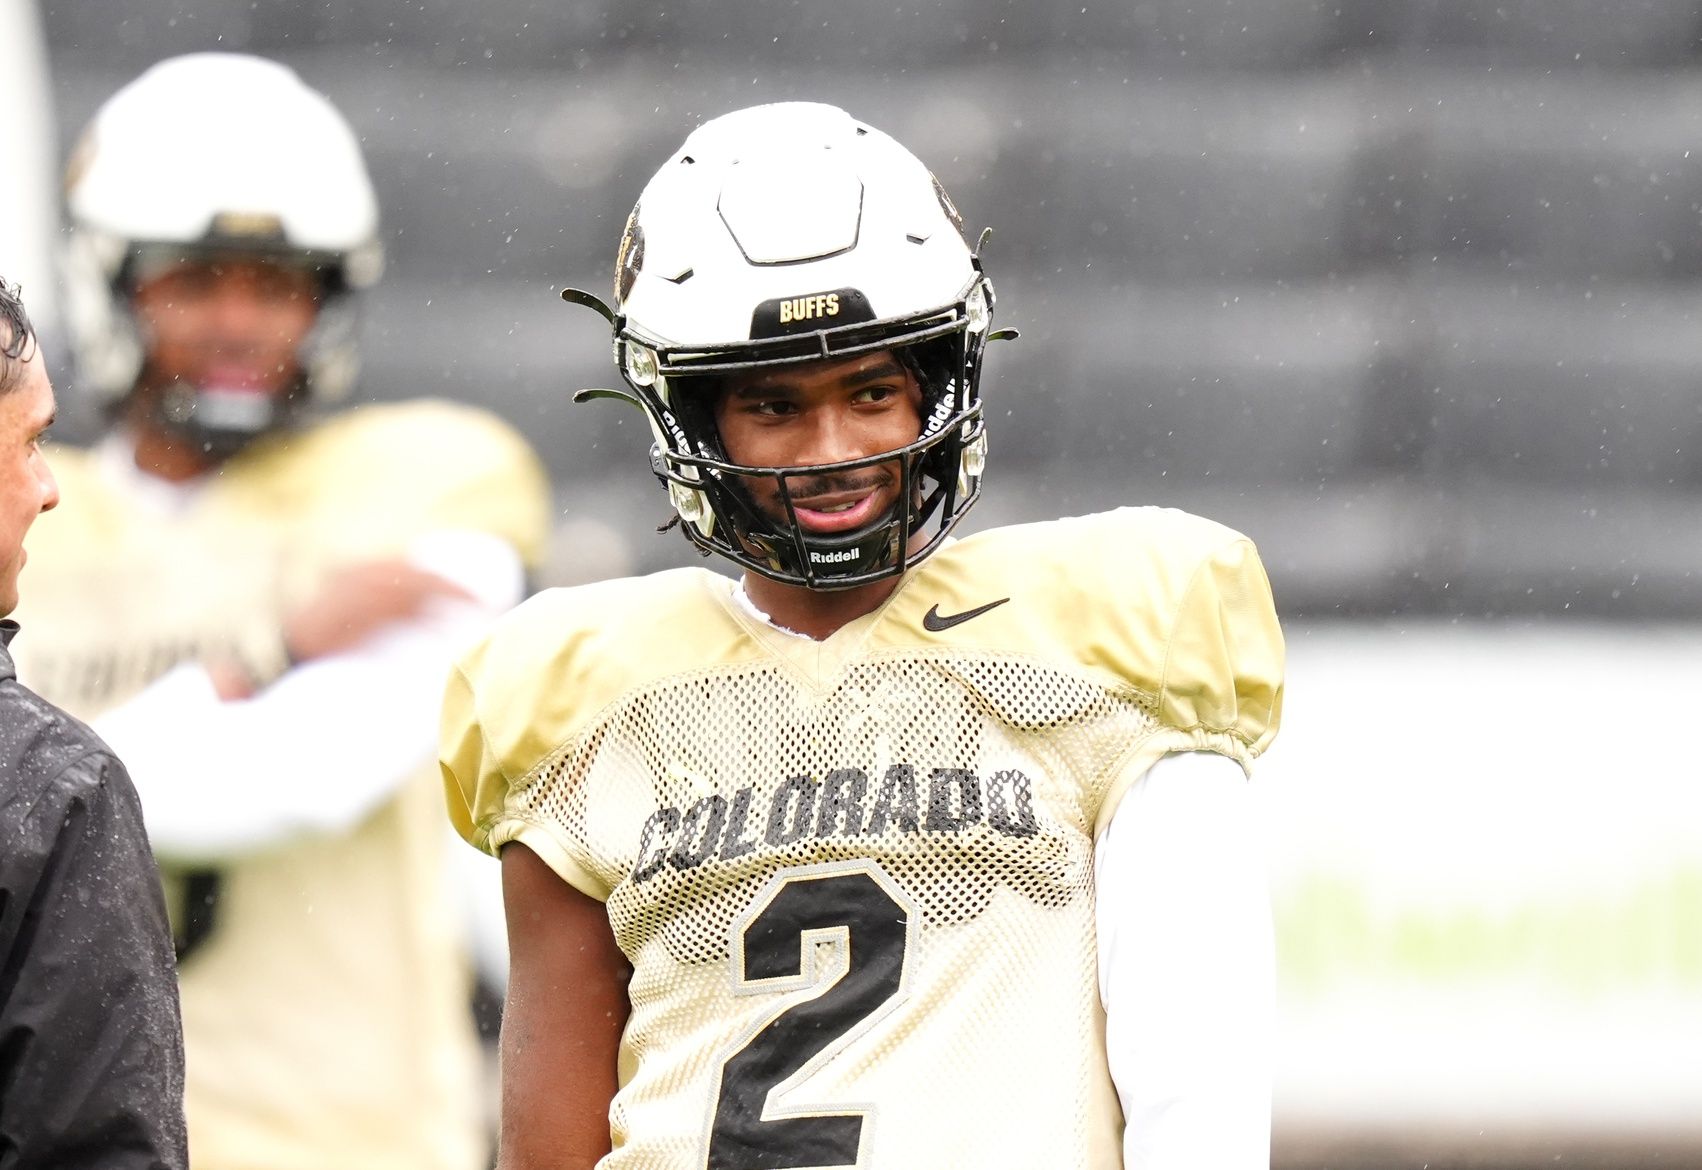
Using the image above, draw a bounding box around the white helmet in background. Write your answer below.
[64,52,382,433]
[567,102,1009,589]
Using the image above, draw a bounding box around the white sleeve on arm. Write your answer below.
[94,530,525,862]
[1095,750,1274,1170]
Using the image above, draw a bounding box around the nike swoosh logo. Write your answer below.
[923,597,1011,632]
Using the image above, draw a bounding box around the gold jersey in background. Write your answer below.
[443,506,1284,1170]
[15,399,550,1170]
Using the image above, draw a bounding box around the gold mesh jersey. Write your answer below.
[12,400,551,1170]
[443,506,1284,1170]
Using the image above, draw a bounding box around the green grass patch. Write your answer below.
[1276,868,1702,997]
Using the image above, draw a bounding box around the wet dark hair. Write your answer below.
[0,278,38,395]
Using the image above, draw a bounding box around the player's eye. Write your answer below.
[257,268,316,304]
[168,267,218,299]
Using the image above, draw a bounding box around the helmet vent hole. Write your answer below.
[666,268,694,284]
[681,155,695,165]
[906,233,928,245]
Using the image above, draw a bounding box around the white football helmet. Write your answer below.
[63,53,382,445]
[567,102,1010,589]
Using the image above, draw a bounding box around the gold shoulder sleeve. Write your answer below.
[438,577,729,901]
[439,628,612,902]
[1157,533,1284,757]
[414,408,553,570]
[289,401,553,569]
[440,655,492,849]
[1093,513,1285,833]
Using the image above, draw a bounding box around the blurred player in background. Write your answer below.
[12,53,550,1170]
[444,103,1282,1169]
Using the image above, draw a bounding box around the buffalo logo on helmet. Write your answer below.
[615,206,645,304]
[930,174,964,232]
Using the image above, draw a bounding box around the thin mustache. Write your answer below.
[186,342,279,359]
[781,469,894,500]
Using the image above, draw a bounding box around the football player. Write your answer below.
[443,103,1282,1169]
[13,54,550,1170]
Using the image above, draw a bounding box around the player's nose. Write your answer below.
[790,405,866,467]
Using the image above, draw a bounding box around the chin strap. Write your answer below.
[151,379,298,459]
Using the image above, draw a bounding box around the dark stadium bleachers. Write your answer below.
[1393,0,1702,67]
[1399,70,1702,277]
[990,281,1394,483]
[36,0,1702,616]
[1419,276,1702,488]
[980,75,1369,278]
[968,0,1378,71]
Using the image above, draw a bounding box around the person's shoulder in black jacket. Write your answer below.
[0,619,188,1170]
[0,278,185,1169]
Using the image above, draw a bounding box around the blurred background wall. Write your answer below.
[14,0,1702,1165]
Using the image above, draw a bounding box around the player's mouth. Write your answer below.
[200,363,280,394]
[785,476,893,534]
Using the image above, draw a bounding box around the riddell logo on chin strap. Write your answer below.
[809,548,860,564]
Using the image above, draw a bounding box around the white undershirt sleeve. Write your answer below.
[1095,750,1275,1170]
[94,529,525,863]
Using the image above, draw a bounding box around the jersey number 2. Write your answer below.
[707,862,914,1170]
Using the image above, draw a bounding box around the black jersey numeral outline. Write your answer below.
[705,860,916,1170]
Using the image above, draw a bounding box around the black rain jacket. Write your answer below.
[0,620,187,1169]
